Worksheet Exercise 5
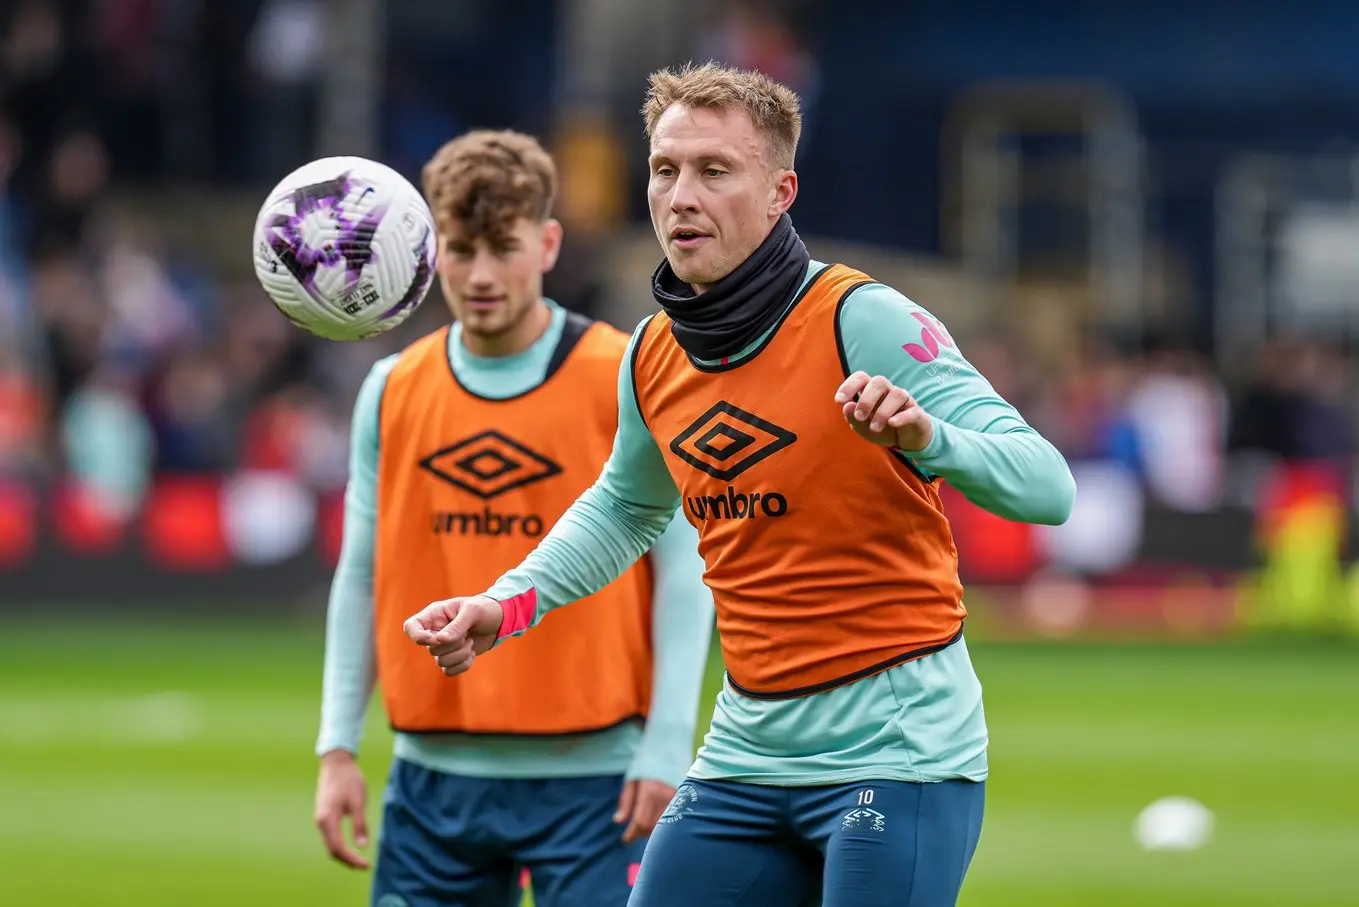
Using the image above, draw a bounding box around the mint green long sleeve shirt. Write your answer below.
[481,263,1075,785]
[315,300,716,787]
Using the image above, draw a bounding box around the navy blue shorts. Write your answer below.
[370,759,644,907]
[629,777,985,907]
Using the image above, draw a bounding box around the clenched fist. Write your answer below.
[403,595,504,676]
[835,371,933,452]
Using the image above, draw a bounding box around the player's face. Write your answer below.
[647,104,797,292]
[436,217,562,345]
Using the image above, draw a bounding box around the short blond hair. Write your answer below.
[642,61,802,171]
[421,129,556,244]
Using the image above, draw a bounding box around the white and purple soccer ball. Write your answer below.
[252,156,437,341]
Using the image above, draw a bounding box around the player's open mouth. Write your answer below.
[670,229,710,250]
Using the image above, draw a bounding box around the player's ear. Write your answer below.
[769,170,797,218]
[539,218,564,273]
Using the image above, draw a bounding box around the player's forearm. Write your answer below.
[628,512,714,787]
[316,357,391,757]
[913,421,1076,524]
[316,485,378,756]
[483,478,678,623]
[838,284,1075,526]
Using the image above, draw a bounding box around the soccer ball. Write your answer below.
[252,156,438,341]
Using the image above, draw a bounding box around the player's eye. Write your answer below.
[704,168,725,177]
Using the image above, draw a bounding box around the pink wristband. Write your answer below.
[495,589,538,639]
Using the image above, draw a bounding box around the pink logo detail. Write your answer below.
[902,312,955,363]
[628,862,641,886]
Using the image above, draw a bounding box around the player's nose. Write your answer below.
[668,170,702,213]
[466,252,500,287]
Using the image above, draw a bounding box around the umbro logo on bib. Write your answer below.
[669,401,796,482]
[419,430,562,500]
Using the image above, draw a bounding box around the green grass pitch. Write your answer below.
[0,619,1355,906]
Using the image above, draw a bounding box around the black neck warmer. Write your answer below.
[651,213,810,361]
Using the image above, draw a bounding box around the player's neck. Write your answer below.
[461,300,553,358]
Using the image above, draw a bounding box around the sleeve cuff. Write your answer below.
[626,719,697,788]
[895,415,945,461]
[625,748,692,789]
[315,737,359,758]
[495,587,538,640]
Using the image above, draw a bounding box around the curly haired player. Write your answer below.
[314,128,714,907]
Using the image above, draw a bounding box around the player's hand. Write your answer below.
[315,750,370,870]
[403,595,504,675]
[614,779,676,843]
[835,371,933,452]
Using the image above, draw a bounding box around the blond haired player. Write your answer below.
[406,65,1074,907]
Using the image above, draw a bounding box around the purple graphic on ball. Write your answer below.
[266,171,387,297]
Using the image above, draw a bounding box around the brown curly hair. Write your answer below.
[421,129,557,245]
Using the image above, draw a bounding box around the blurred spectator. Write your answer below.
[27,126,110,256]
[240,384,348,491]
[1290,342,1354,464]
[96,221,203,369]
[0,114,28,347]
[1125,340,1228,513]
[1229,338,1297,461]
[58,362,153,518]
[0,345,46,477]
[1230,337,1356,465]
[29,247,104,410]
[246,0,324,178]
[1,0,92,203]
[144,347,238,474]
[1036,335,1142,471]
[219,289,310,395]
[90,0,163,177]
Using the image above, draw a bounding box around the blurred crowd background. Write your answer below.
[4,0,1359,627]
